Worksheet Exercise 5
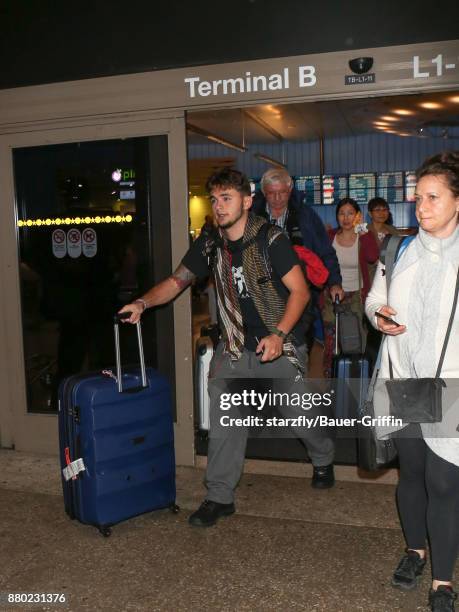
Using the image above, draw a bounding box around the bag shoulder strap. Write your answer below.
[380,234,415,290]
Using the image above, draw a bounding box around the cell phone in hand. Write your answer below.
[375,311,401,327]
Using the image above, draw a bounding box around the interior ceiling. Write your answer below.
[187,90,459,145]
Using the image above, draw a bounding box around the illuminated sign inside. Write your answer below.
[17,214,133,228]
[112,168,135,182]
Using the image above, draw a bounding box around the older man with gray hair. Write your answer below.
[252,168,343,301]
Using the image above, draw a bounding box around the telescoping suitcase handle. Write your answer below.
[113,312,147,393]
[334,295,340,356]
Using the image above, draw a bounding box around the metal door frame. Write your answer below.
[0,113,195,465]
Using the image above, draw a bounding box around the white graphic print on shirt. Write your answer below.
[232,265,250,298]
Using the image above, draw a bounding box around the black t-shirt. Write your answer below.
[182,231,306,349]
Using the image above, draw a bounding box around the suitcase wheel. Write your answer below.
[169,503,180,514]
[98,526,112,537]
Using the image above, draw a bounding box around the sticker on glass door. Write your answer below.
[67,228,82,258]
[82,228,97,257]
[52,229,67,258]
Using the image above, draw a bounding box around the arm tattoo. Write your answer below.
[171,264,196,290]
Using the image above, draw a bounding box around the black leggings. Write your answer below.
[395,427,459,581]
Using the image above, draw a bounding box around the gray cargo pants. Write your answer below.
[205,343,335,504]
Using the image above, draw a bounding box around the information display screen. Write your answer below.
[405,171,417,202]
[377,171,404,204]
[349,173,376,205]
[294,175,321,205]
[322,175,348,205]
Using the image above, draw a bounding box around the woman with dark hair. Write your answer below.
[367,196,400,248]
[322,197,378,377]
[365,151,459,611]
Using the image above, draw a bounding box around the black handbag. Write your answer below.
[386,377,445,423]
[385,267,459,424]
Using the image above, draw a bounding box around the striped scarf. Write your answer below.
[211,213,302,372]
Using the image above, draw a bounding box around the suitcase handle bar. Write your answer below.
[114,312,132,323]
[334,295,340,356]
[113,314,147,393]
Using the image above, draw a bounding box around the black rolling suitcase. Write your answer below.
[332,297,370,420]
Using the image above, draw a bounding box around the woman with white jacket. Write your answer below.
[365,151,459,612]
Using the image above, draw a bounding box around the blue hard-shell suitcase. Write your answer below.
[58,314,178,536]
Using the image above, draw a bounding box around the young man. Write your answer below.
[120,168,335,527]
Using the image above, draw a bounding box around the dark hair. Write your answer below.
[206,167,251,197]
[416,151,459,198]
[368,196,393,225]
[336,197,360,224]
[368,197,388,212]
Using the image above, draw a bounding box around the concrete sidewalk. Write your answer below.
[0,450,451,611]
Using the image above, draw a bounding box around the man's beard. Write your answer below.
[217,206,245,230]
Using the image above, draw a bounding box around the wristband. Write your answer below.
[134,298,147,312]
[272,327,287,340]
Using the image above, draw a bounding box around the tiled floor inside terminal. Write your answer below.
[1,449,456,612]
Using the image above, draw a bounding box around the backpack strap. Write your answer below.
[239,222,279,282]
[380,234,415,289]
[254,223,273,282]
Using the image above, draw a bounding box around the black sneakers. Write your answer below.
[391,550,426,590]
[311,464,335,489]
[429,586,457,611]
[188,500,235,527]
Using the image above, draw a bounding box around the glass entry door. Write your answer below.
[13,136,174,416]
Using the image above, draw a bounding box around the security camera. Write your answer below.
[349,57,373,75]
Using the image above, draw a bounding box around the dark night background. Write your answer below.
[1,0,458,89]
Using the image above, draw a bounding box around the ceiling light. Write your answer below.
[206,135,247,152]
[186,123,247,153]
[380,115,399,121]
[393,109,414,116]
[373,122,390,127]
[419,101,443,110]
[398,132,411,137]
[253,153,286,168]
[244,109,284,142]
[449,95,459,103]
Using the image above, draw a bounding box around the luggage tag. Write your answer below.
[62,459,86,482]
[102,369,118,383]
[63,447,86,481]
